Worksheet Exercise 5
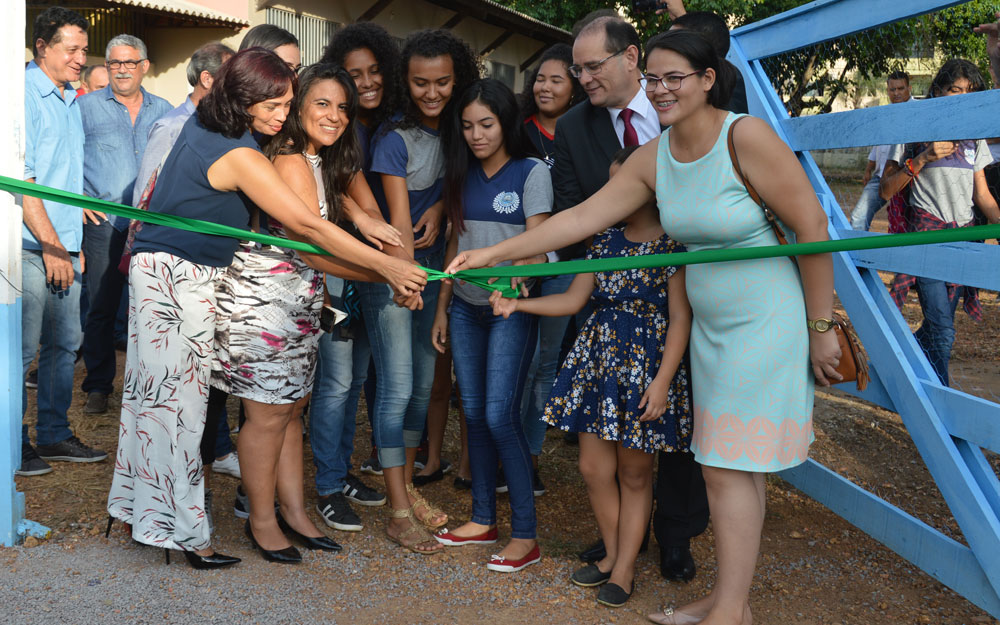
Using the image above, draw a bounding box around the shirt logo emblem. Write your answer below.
[493,191,520,215]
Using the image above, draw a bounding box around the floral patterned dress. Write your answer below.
[211,153,327,404]
[543,227,692,454]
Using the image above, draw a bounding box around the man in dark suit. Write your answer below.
[553,15,710,583]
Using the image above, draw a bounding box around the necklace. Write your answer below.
[303,152,321,167]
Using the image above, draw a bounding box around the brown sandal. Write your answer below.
[386,506,442,555]
[406,483,448,529]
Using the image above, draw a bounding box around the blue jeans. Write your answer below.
[914,276,959,386]
[850,175,882,231]
[213,409,233,458]
[358,250,442,469]
[449,296,538,538]
[520,273,574,456]
[311,276,372,496]
[81,220,127,395]
[21,249,83,446]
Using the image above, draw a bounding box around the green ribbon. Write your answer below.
[4,175,1000,298]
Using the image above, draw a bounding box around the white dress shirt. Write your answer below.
[608,86,661,147]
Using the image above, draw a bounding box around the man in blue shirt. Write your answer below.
[78,34,171,415]
[18,7,107,477]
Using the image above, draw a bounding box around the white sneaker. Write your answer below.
[213,452,241,479]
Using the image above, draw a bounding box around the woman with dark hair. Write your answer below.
[211,63,399,561]
[879,58,1000,387]
[520,43,585,167]
[359,28,481,554]
[106,49,426,569]
[323,21,401,137]
[517,42,586,492]
[307,20,410,533]
[430,79,551,572]
[239,24,301,71]
[445,30,839,623]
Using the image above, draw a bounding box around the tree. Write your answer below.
[498,0,996,116]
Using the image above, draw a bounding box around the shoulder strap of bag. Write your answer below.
[726,116,788,245]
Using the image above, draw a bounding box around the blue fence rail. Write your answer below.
[731,0,1000,617]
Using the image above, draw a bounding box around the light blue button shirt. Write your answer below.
[23,60,85,252]
[78,84,172,231]
[132,97,195,209]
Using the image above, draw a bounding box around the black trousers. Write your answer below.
[652,450,709,548]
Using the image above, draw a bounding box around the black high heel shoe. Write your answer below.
[276,512,342,552]
[181,549,241,570]
[245,520,302,563]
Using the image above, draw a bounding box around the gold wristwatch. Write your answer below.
[807,317,834,333]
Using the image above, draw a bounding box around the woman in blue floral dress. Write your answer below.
[489,149,692,607]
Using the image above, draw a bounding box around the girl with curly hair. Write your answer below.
[361,28,481,554]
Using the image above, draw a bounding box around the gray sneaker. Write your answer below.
[233,485,249,519]
[16,444,52,476]
[343,473,386,507]
[83,392,109,415]
[316,492,363,532]
[36,436,107,463]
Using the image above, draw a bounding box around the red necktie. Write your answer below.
[621,108,639,147]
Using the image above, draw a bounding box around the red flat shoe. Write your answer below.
[434,526,499,546]
[486,544,541,572]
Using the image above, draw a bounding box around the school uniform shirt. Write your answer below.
[454,157,553,306]
[888,140,992,224]
[370,122,446,260]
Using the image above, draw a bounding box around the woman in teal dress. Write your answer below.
[446,30,841,625]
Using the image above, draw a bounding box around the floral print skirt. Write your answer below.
[106,252,219,551]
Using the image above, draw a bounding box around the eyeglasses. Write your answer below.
[106,59,144,70]
[568,49,626,78]
[641,70,703,92]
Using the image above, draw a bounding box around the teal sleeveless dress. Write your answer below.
[655,112,814,472]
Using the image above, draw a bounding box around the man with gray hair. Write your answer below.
[77,33,171,415]
[132,41,234,207]
[130,42,241,483]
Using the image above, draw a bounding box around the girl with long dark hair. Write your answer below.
[430,79,551,573]
[360,29,481,554]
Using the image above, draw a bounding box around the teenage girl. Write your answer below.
[363,28,480,554]
[430,78,551,573]
[489,147,693,603]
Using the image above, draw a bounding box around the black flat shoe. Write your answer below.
[245,520,302,563]
[570,563,612,587]
[276,513,342,552]
[596,581,634,608]
[182,550,241,570]
[660,544,696,582]
[412,468,444,486]
[578,538,606,563]
[452,476,472,490]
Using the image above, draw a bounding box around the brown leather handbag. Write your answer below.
[726,117,870,390]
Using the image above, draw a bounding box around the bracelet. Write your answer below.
[904,158,917,178]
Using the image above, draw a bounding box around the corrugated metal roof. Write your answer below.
[107,0,249,27]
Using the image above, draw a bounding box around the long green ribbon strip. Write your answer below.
[0,175,513,296]
[4,175,1000,296]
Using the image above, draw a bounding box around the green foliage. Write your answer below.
[498,0,997,115]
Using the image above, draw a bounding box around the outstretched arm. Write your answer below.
[210,148,426,296]
[489,271,594,318]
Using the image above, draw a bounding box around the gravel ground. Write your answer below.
[5,172,1000,625]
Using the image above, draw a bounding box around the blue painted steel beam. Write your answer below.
[731,0,967,59]
[779,459,1000,617]
[781,91,1000,152]
[732,24,1000,612]
[926,386,1000,454]
[837,231,1000,292]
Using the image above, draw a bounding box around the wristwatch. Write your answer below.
[807,317,835,333]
